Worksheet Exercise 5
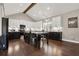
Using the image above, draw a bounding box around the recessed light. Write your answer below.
[33,14,36,16]
[47,7,50,10]
[39,11,42,15]
[19,4,23,7]
[16,10,20,12]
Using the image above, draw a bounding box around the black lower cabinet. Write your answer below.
[47,32,62,41]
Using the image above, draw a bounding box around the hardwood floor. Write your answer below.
[0,39,79,56]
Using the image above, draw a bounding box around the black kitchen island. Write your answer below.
[24,31,62,48]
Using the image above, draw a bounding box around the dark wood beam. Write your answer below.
[23,3,36,13]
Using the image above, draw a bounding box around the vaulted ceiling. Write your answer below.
[26,3,79,21]
[1,3,79,21]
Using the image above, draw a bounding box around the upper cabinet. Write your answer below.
[42,16,62,32]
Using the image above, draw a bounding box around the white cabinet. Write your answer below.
[42,16,62,32]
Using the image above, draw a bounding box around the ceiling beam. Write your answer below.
[23,3,36,13]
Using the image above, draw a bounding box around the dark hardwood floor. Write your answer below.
[0,39,79,56]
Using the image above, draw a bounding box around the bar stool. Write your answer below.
[41,34,48,47]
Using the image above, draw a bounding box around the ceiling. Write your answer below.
[26,3,79,21]
[3,3,31,16]
[1,3,79,21]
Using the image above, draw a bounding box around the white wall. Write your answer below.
[62,9,79,42]
[0,6,2,36]
[0,5,4,36]
[0,17,2,36]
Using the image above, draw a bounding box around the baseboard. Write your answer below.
[62,38,79,43]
